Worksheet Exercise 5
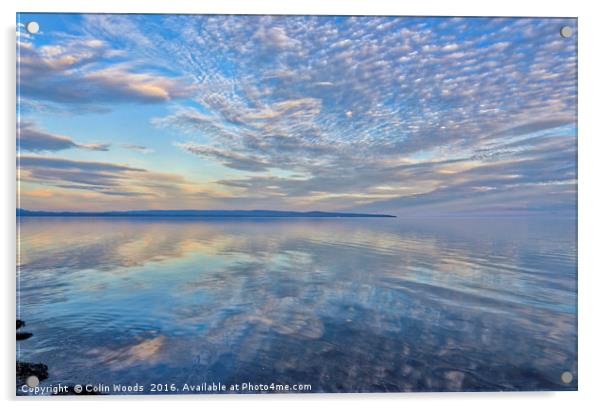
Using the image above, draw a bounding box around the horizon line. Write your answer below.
[16,208,397,218]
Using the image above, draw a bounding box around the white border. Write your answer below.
[5,0,582,17]
[2,1,600,408]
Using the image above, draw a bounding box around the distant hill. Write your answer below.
[17,208,396,218]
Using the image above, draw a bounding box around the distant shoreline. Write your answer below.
[16,209,396,218]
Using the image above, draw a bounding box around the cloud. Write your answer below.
[207,132,576,213]
[18,36,193,108]
[121,144,154,154]
[177,142,269,172]
[18,122,110,152]
[252,25,300,50]
[18,154,227,210]
[19,155,153,203]
[19,155,143,172]
[18,15,577,215]
[82,65,193,102]
[491,118,575,138]
[145,16,576,214]
[19,155,145,194]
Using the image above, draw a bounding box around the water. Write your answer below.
[16,217,577,393]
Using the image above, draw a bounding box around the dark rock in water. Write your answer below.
[17,332,33,341]
[16,319,49,391]
[16,361,48,384]
[52,385,106,395]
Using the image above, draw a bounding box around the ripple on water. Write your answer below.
[17,217,577,392]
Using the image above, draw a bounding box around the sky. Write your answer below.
[16,14,577,216]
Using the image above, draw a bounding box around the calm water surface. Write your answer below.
[17,217,577,393]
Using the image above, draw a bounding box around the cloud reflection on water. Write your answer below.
[18,217,576,392]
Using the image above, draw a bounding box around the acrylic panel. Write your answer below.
[16,13,577,395]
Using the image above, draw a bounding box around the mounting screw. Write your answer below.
[25,21,39,34]
[560,26,573,38]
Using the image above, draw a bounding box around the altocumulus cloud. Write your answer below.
[19,15,577,215]
[146,16,577,214]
